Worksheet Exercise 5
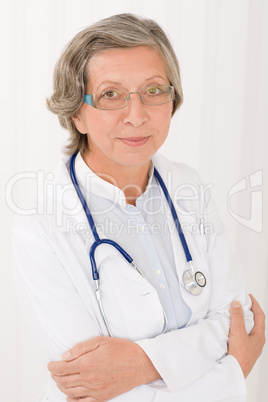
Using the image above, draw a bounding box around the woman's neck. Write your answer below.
[82,151,151,206]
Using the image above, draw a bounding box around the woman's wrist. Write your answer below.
[134,343,162,385]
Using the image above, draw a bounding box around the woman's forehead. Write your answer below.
[86,46,169,91]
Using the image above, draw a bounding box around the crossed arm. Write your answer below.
[48,295,266,402]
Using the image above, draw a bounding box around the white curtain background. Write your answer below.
[1,0,267,401]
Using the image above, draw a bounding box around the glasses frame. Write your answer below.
[83,85,175,110]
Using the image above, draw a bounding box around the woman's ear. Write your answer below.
[71,112,87,134]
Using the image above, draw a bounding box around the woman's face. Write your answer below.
[72,46,173,171]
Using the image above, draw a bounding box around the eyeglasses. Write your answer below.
[83,85,175,110]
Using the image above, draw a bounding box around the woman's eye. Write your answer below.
[103,90,117,98]
[146,86,161,95]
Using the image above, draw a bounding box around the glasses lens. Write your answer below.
[94,89,127,110]
[140,85,173,105]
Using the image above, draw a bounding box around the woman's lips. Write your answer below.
[118,137,150,148]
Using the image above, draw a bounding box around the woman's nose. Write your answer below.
[122,93,148,127]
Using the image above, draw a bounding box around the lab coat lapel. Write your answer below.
[46,158,91,234]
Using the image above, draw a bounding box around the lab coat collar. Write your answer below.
[74,152,154,209]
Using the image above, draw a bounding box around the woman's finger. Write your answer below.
[51,373,82,389]
[63,337,104,361]
[229,301,246,335]
[249,294,266,338]
[48,359,79,376]
[65,386,94,399]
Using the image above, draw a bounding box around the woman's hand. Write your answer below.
[228,294,266,378]
[47,336,161,402]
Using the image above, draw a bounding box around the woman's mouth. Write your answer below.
[118,137,150,148]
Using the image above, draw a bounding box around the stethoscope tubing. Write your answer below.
[70,153,135,280]
[153,168,192,263]
[70,153,100,242]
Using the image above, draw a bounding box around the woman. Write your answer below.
[12,13,265,402]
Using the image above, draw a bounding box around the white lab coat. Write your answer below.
[12,153,253,402]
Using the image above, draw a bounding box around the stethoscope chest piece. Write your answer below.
[182,267,206,296]
[195,271,206,287]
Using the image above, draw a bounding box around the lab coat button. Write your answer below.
[156,270,161,275]
[139,224,148,233]
[160,283,165,289]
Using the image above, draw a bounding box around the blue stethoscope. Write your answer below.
[69,152,206,336]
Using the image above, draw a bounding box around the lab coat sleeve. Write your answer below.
[135,187,253,394]
[140,355,247,402]
[11,223,100,364]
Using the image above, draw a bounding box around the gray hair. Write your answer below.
[47,13,183,155]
